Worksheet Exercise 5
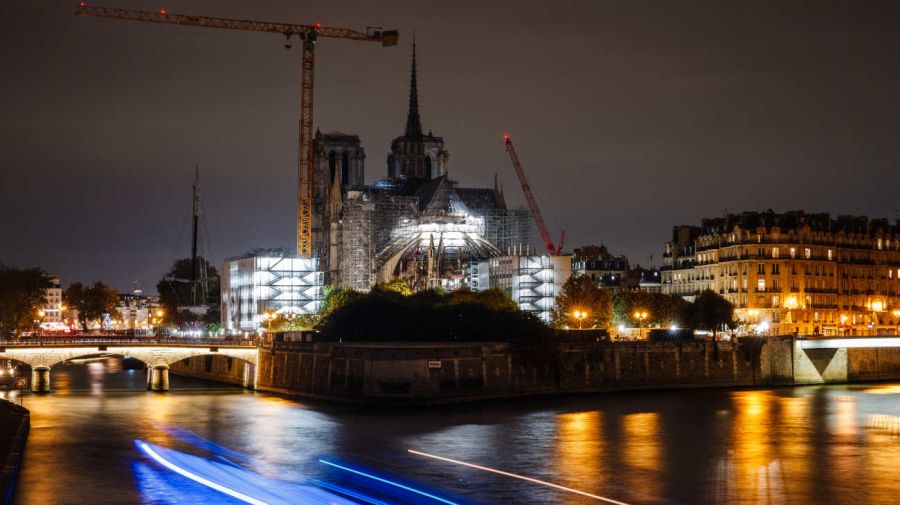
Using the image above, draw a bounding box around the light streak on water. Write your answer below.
[319,459,460,505]
[407,449,631,505]
[137,441,268,505]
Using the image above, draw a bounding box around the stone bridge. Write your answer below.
[0,340,259,392]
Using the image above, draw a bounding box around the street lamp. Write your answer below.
[571,309,588,330]
[633,310,649,339]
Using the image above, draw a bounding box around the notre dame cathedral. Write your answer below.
[309,42,531,291]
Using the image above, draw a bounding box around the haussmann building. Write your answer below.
[662,210,900,336]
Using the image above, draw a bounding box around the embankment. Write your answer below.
[0,399,29,505]
[172,336,900,405]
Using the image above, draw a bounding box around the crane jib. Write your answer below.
[75,2,398,258]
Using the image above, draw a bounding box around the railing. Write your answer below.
[0,337,259,347]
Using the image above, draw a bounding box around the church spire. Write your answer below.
[404,35,423,138]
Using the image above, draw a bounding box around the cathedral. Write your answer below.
[310,42,532,291]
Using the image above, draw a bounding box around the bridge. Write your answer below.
[0,339,259,392]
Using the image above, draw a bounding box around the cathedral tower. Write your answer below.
[387,39,448,180]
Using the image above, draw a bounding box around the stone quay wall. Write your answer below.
[251,340,765,405]
[0,399,29,505]
[179,336,900,405]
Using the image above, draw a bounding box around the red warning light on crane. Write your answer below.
[315,22,322,30]
[502,133,510,141]
[160,9,168,15]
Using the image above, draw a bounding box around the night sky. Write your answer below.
[3,0,900,293]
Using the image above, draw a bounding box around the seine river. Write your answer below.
[3,358,900,504]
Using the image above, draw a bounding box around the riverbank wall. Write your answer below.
[174,336,900,405]
[0,399,29,505]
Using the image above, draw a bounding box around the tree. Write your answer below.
[156,257,220,327]
[64,281,119,330]
[0,266,52,338]
[683,289,735,336]
[612,290,689,327]
[376,278,412,297]
[550,275,612,329]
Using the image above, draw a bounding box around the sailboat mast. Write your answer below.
[191,166,201,306]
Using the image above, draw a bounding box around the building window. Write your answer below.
[772,263,780,274]
[772,247,779,258]
[827,249,833,261]
[758,279,766,291]
[805,248,812,259]
[789,247,796,258]
[878,238,883,250]
[758,264,765,274]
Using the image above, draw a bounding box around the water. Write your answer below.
[3,357,900,504]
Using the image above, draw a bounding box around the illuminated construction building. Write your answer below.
[478,254,572,323]
[221,250,323,332]
[662,210,900,336]
[311,42,531,291]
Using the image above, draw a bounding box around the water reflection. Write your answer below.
[8,359,900,504]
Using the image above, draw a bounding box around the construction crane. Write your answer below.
[503,134,565,256]
[75,3,398,258]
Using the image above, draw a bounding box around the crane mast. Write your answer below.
[75,3,398,258]
[503,134,564,256]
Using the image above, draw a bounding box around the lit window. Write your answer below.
[757,279,766,291]
[805,248,812,259]
[827,249,833,261]
[772,247,779,258]
[790,247,796,258]
[878,238,883,250]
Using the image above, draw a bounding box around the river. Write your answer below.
[2,357,899,504]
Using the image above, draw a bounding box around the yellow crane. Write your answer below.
[75,3,398,257]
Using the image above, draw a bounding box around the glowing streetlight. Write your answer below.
[633,310,649,338]
[571,309,588,330]
[37,309,46,318]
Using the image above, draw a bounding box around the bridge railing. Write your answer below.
[0,337,259,347]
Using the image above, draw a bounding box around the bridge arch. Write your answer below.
[0,344,258,392]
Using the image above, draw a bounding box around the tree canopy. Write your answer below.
[315,286,547,342]
[683,289,735,335]
[0,266,53,338]
[63,281,119,330]
[612,290,689,327]
[550,275,613,329]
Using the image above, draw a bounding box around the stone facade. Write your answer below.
[662,210,900,336]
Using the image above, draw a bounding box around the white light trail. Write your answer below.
[407,449,631,505]
[138,442,268,505]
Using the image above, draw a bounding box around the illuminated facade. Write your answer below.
[221,251,323,331]
[485,255,572,323]
[41,276,63,323]
[662,211,900,336]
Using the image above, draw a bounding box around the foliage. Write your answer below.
[156,257,220,327]
[316,287,547,342]
[0,266,53,338]
[682,289,735,335]
[375,278,413,297]
[550,275,612,329]
[612,290,690,327]
[63,281,119,330]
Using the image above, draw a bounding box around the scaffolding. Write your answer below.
[482,207,534,255]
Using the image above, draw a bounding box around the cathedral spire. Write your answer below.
[405,35,423,138]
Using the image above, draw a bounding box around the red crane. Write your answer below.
[503,134,565,256]
[75,3,398,258]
